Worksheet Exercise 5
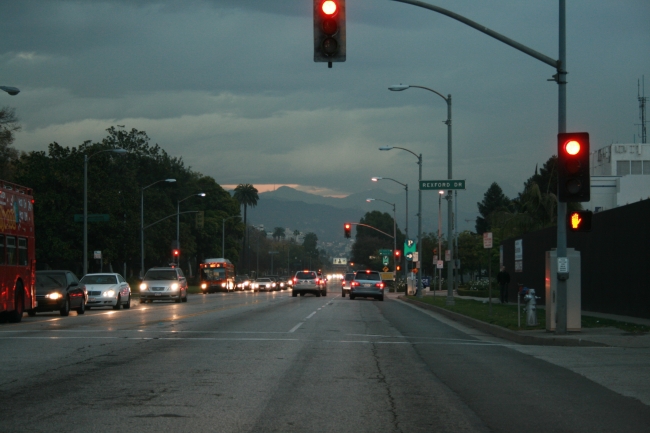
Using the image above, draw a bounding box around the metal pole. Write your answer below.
[140,188,144,279]
[417,154,423,297]
[556,0,568,334]
[176,200,180,264]
[83,155,88,276]
[404,185,409,281]
[446,94,455,306]
[438,192,442,296]
[222,218,226,257]
[392,204,397,277]
[455,190,459,290]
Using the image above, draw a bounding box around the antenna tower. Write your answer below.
[638,76,647,144]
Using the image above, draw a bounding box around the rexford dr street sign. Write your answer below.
[420,180,466,190]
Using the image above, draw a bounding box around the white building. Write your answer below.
[587,143,650,212]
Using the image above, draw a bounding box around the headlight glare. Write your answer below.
[139,283,147,291]
[47,292,62,300]
[171,283,179,291]
[105,290,115,298]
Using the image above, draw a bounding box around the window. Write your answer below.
[118,275,125,283]
[6,236,16,265]
[0,235,4,265]
[644,161,650,175]
[616,160,630,175]
[631,161,643,175]
[144,270,178,281]
[296,272,316,279]
[18,237,27,266]
[80,275,118,285]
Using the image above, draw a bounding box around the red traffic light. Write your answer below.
[395,250,401,257]
[558,132,590,202]
[565,140,581,155]
[321,1,337,15]
[344,223,352,238]
[313,0,346,65]
[173,249,180,256]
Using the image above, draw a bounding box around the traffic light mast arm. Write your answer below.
[349,222,394,239]
[391,0,560,70]
[144,211,199,230]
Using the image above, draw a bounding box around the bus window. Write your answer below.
[18,237,27,266]
[6,236,16,265]
[0,235,4,265]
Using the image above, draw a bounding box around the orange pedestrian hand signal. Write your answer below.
[567,211,592,232]
[570,212,582,229]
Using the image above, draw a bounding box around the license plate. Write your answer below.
[363,284,371,287]
[155,293,161,296]
[89,297,95,301]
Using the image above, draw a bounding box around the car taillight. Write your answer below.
[375,282,384,289]
[351,281,359,287]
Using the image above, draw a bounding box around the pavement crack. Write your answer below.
[371,343,401,432]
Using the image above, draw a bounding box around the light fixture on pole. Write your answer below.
[389,83,455,305]
[141,178,176,278]
[83,147,128,276]
[378,145,423,297]
[0,86,20,96]
[372,176,408,281]
[176,193,206,263]
[366,198,397,277]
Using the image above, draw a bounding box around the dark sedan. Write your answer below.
[29,271,86,316]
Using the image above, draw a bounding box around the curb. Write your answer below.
[398,296,608,347]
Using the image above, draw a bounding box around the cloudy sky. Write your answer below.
[2,0,649,233]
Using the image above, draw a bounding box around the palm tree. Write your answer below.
[233,184,259,271]
[272,227,286,241]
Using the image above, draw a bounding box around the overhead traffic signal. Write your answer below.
[395,250,401,258]
[558,132,590,202]
[396,265,401,271]
[567,210,592,232]
[344,223,351,238]
[313,0,346,67]
[172,249,180,258]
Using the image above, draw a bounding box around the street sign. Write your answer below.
[558,257,569,273]
[420,180,466,190]
[74,214,109,222]
[437,260,444,269]
[333,258,347,265]
[406,252,413,261]
[93,250,102,259]
[378,249,392,256]
[445,250,451,261]
[382,266,389,272]
[380,272,394,281]
[412,252,419,262]
[382,256,389,265]
[483,232,493,248]
[404,239,416,254]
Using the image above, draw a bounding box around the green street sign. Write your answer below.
[74,214,110,222]
[404,239,416,254]
[378,249,392,256]
[420,180,466,190]
[382,256,389,265]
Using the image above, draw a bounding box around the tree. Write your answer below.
[351,211,404,270]
[233,184,259,269]
[302,232,320,268]
[272,227,286,241]
[476,182,511,234]
[0,106,22,180]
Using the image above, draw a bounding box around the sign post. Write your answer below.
[483,232,493,316]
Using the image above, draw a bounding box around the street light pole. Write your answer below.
[379,146,423,297]
[176,192,206,264]
[389,84,455,305]
[372,176,408,281]
[83,148,127,276]
[141,179,176,278]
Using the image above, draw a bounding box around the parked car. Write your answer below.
[30,270,86,316]
[139,267,188,303]
[349,270,385,301]
[252,278,276,292]
[341,272,354,298]
[292,270,326,297]
[81,273,132,310]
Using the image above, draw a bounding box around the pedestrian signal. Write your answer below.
[567,210,592,232]
[313,0,346,67]
[558,132,590,202]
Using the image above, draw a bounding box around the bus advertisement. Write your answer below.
[0,180,36,322]
[199,258,235,293]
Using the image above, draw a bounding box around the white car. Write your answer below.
[81,273,132,310]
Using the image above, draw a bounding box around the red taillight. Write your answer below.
[293,278,297,283]
[351,281,359,287]
[375,282,384,289]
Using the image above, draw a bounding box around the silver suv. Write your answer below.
[349,270,385,301]
[139,267,188,303]
[341,272,354,298]
[292,270,326,297]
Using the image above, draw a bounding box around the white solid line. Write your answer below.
[289,322,304,333]
[306,311,317,319]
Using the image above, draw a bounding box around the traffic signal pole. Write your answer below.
[392,0,569,332]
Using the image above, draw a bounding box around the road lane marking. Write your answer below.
[306,312,317,319]
[289,322,304,333]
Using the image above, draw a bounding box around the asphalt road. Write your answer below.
[1,289,649,433]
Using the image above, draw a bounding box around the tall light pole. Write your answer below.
[389,84,455,305]
[141,178,176,278]
[366,198,397,278]
[176,193,206,263]
[438,190,444,293]
[222,215,238,258]
[379,146,423,297]
[0,86,20,96]
[83,147,127,276]
[372,176,408,280]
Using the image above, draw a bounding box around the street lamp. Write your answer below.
[141,178,176,278]
[83,147,128,276]
[372,176,408,281]
[0,86,20,96]
[222,215,238,258]
[176,193,206,263]
[379,145,424,297]
[389,83,455,305]
[366,198,397,277]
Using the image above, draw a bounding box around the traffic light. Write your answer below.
[395,250,401,259]
[567,210,592,232]
[558,132,590,202]
[396,265,401,271]
[172,249,180,258]
[344,223,351,238]
[313,0,346,67]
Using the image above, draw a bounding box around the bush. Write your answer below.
[468,279,494,291]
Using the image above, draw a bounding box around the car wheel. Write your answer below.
[378,295,384,302]
[350,294,355,300]
[113,295,122,310]
[175,293,181,303]
[316,291,321,297]
[182,292,188,302]
[139,298,146,304]
[8,282,25,323]
[123,294,131,309]
[322,290,327,297]
[86,306,92,310]
[300,292,304,297]
[27,310,36,317]
[59,297,70,316]
[341,291,346,298]
[292,291,297,297]
[76,298,86,314]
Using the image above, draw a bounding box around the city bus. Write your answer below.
[0,180,36,322]
[199,258,235,293]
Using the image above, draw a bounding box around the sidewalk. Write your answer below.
[393,291,650,348]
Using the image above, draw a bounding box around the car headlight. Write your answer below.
[139,283,147,291]
[201,283,207,289]
[47,292,62,300]
[105,290,115,298]
[272,283,276,287]
[171,283,179,291]
[221,282,226,287]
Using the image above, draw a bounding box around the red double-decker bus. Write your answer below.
[199,258,235,293]
[0,180,36,322]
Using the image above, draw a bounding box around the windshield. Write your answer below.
[256,278,272,282]
[202,268,225,280]
[36,273,66,289]
[296,272,316,279]
[345,273,354,281]
[80,275,118,285]
[144,270,178,281]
